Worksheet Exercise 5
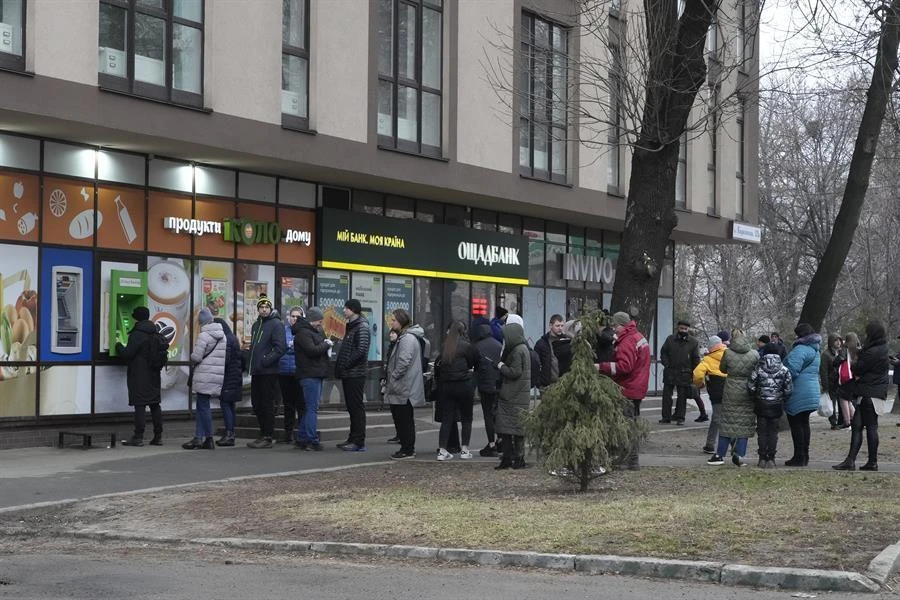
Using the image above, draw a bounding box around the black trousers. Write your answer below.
[662,383,690,421]
[342,377,367,446]
[848,397,879,463]
[390,400,416,454]
[439,381,474,450]
[624,399,641,467]
[480,391,498,444]
[278,375,305,437]
[251,373,279,438]
[787,409,814,460]
[133,402,162,438]
[757,416,780,459]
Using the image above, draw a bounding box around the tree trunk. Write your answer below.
[798,0,900,330]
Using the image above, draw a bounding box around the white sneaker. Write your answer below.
[437,449,453,461]
[459,447,473,460]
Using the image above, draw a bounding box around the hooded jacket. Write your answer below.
[190,321,227,396]
[693,344,727,404]
[718,332,759,438]
[217,319,244,404]
[820,334,842,394]
[853,332,890,399]
[495,322,531,436]
[335,314,371,378]
[293,318,331,379]
[748,353,793,418]
[279,321,297,375]
[384,326,426,407]
[471,319,502,394]
[115,319,162,406]
[784,333,822,416]
[597,320,650,401]
[249,311,286,375]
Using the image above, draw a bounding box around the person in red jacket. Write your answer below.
[595,311,651,469]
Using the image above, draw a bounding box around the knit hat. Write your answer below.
[794,322,815,338]
[708,335,722,351]
[306,306,324,322]
[198,307,213,326]
[256,294,273,310]
[344,298,362,315]
[716,330,730,343]
[762,342,781,356]
[132,306,150,321]
[611,311,631,327]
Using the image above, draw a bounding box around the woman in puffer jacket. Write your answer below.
[183,308,226,450]
[783,322,822,467]
[215,317,245,447]
[708,329,758,467]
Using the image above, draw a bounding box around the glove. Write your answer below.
[325,339,334,347]
[497,361,505,370]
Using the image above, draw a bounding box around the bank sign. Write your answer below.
[320,209,529,285]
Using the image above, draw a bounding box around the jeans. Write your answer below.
[757,415,780,459]
[439,381,474,450]
[342,376,367,446]
[298,377,323,444]
[133,402,162,438]
[390,400,416,454]
[221,400,237,432]
[279,374,305,438]
[705,404,721,448]
[194,393,213,438]
[847,397,879,463]
[251,373,279,438]
[479,391,498,445]
[787,409,814,460]
[717,435,748,458]
[662,382,690,421]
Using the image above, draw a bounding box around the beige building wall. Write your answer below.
[31,0,98,85]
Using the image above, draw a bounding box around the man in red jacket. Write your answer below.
[596,311,651,469]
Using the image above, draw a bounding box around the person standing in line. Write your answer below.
[495,321,531,470]
[820,333,844,430]
[783,323,822,467]
[748,342,793,468]
[384,309,426,460]
[278,306,306,444]
[707,329,759,467]
[834,320,889,471]
[335,298,371,452]
[659,320,701,425]
[535,314,573,388]
[384,328,401,443]
[472,316,503,457]
[435,321,480,461]
[293,306,332,451]
[214,318,244,447]
[183,308,226,450]
[835,332,860,429]
[595,311,651,470]
[771,332,789,359]
[246,294,286,449]
[490,306,508,343]
[694,335,728,454]
[117,306,165,447]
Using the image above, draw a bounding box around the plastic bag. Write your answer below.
[871,397,895,416]
[817,391,834,418]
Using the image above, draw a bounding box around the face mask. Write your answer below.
[678,331,688,338]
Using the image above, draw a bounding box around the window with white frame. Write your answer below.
[377,0,443,157]
[607,41,622,192]
[706,13,718,58]
[282,0,309,129]
[0,0,25,70]
[520,12,569,183]
[675,131,687,208]
[707,86,719,213]
[98,0,204,107]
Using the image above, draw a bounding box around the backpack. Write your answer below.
[148,330,170,370]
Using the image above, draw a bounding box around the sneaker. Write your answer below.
[247,437,273,449]
[391,450,415,460]
[702,446,715,454]
[309,443,323,451]
[387,436,400,443]
[732,453,747,467]
[336,441,352,449]
[694,415,709,422]
[707,455,725,465]
[459,448,473,460]
[479,444,499,457]
[757,458,766,468]
[122,437,144,447]
[437,449,453,461]
[342,443,367,452]
[294,441,310,450]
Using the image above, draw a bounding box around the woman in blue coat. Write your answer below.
[783,322,821,467]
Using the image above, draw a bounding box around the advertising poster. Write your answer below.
[97,185,146,251]
[41,178,97,248]
[280,276,309,315]
[193,259,233,348]
[39,247,94,363]
[351,273,383,361]
[94,365,190,413]
[146,256,191,394]
[0,172,40,243]
[242,281,268,346]
[234,263,274,349]
[40,365,91,415]
[384,276,413,356]
[316,270,349,342]
[0,243,38,417]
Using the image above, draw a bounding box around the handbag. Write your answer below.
[188,338,220,388]
[817,391,834,418]
[870,397,894,416]
[838,360,853,385]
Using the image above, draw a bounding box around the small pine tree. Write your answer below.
[525,312,648,492]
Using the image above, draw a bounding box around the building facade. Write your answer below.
[0,0,759,439]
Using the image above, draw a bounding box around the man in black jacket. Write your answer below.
[472,317,502,456]
[534,314,573,388]
[293,306,333,451]
[335,298,371,451]
[247,294,286,449]
[116,306,165,447]
[659,320,701,425]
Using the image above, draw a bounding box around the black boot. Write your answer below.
[200,437,215,450]
[784,456,803,466]
[860,461,878,471]
[148,434,162,446]
[495,456,513,470]
[182,437,202,450]
[512,457,527,469]
[832,458,855,471]
[122,436,144,447]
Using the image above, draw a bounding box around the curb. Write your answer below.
[67,530,883,593]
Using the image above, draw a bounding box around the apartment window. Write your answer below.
[736,98,746,218]
[0,0,25,70]
[520,12,569,183]
[98,0,204,107]
[675,132,687,209]
[282,0,309,129]
[377,0,443,157]
[736,0,746,66]
[607,41,622,192]
[706,14,718,59]
[708,86,719,214]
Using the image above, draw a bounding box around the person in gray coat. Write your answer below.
[183,308,226,450]
[495,322,531,470]
[384,309,426,460]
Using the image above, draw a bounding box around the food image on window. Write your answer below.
[321,305,347,340]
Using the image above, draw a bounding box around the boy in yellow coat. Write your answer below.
[694,335,728,454]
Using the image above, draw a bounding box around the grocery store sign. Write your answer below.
[162,216,312,246]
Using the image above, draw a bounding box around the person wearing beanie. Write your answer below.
[748,341,793,468]
[595,310,650,470]
[246,293,286,449]
[490,306,509,343]
[694,334,728,454]
[334,298,371,451]
[292,306,333,451]
[278,306,306,445]
[782,322,822,466]
[183,308,226,450]
[659,320,702,425]
[716,330,730,346]
[116,306,165,447]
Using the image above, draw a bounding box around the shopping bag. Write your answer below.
[817,391,834,418]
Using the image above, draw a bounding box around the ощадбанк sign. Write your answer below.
[319,208,529,285]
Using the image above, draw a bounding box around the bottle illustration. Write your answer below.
[115,196,137,244]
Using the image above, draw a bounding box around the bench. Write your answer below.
[58,431,117,449]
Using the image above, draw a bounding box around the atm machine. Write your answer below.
[108,270,147,357]
[51,266,83,354]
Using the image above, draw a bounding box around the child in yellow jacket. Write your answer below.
[694,335,728,454]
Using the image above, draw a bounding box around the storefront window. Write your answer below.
[415,199,442,223]
[524,218,544,287]
[498,213,521,235]
[415,277,442,359]
[352,190,383,214]
[470,281,496,322]
[444,204,469,227]
[385,195,414,219]
[603,232,620,288]
[586,228,603,291]
[472,209,497,231]
[445,279,470,326]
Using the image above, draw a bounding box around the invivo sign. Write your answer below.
[562,254,616,285]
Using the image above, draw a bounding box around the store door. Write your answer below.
[497,285,522,317]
